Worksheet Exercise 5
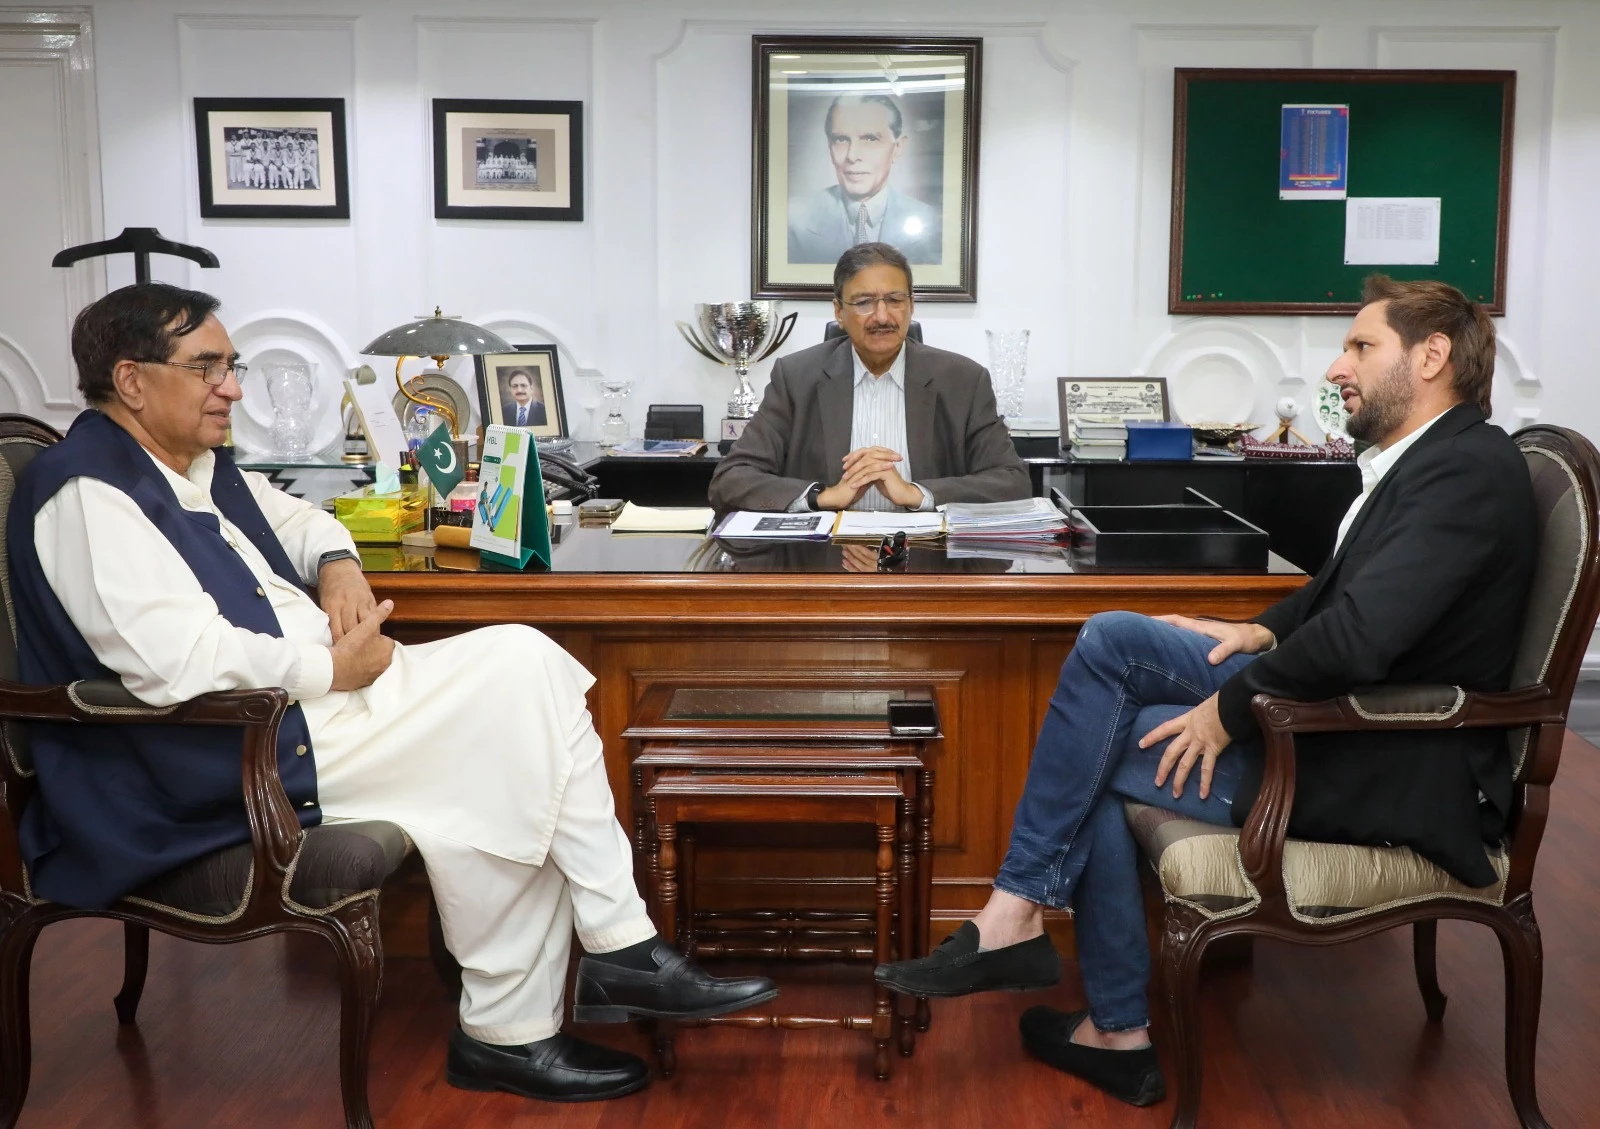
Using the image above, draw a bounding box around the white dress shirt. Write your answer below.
[789,344,935,513]
[1331,408,1451,555]
[32,447,356,706]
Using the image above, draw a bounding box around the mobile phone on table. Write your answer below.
[887,699,939,737]
[578,497,626,517]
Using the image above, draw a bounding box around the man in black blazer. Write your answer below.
[708,243,1029,513]
[875,276,1536,1108]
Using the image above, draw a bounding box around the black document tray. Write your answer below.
[1057,488,1269,572]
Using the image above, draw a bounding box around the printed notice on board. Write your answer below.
[1279,104,1349,200]
[1343,197,1442,265]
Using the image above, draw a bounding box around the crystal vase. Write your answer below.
[985,329,1029,420]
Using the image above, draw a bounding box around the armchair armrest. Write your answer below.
[0,677,303,917]
[1235,684,1564,917]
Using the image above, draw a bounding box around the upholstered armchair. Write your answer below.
[0,414,416,1129]
[1127,424,1600,1129]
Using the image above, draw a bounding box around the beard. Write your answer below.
[1345,353,1416,444]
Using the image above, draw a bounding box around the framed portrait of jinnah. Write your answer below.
[752,36,982,302]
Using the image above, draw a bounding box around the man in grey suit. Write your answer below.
[709,243,1029,514]
[787,95,942,266]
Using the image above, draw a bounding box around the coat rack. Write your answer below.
[52,227,219,284]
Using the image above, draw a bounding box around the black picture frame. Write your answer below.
[752,35,982,302]
[475,345,569,438]
[433,99,584,221]
[194,97,349,220]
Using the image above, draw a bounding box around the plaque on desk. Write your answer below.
[470,425,553,570]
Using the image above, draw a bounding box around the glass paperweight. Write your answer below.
[262,361,318,457]
[985,329,1030,421]
[599,378,634,447]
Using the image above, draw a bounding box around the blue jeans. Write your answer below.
[994,611,1259,1033]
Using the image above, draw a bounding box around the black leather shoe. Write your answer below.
[1019,1006,1166,1107]
[573,941,779,1022]
[874,921,1061,997]
[445,1028,650,1103]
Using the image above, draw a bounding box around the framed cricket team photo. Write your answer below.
[752,35,982,302]
[193,98,349,219]
[432,99,584,221]
[475,345,569,438]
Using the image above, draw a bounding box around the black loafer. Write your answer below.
[573,941,779,1022]
[874,921,1061,998]
[1019,1006,1166,1107]
[445,1028,650,1103]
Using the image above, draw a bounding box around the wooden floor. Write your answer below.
[14,732,1600,1128]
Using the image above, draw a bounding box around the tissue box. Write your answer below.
[334,485,427,543]
[1125,421,1193,461]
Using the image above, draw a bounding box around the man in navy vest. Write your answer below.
[8,283,776,1103]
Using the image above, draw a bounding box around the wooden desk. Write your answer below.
[367,527,1304,949]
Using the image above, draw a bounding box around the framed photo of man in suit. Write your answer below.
[752,36,982,302]
[475,345,568,438]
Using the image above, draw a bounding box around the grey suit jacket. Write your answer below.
[708,336,1030,513]
[787,185,943,265]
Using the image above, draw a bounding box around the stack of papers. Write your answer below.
[610,502,715,533]
[943,498,1068,539]
[607,438,706,457]
[832,510,947,540]
[714,511,837,540]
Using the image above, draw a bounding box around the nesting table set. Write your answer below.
[623,680,942,1079]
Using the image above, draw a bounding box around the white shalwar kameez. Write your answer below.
[32,449,654,1044]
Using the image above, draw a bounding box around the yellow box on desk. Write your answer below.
[334,485,427,543]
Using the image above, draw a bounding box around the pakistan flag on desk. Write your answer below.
[417,423,465,496]
[468,424,552,570]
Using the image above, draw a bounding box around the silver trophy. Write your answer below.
[676,302,797,442]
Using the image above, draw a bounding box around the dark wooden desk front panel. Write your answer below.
[368,567,1304,937]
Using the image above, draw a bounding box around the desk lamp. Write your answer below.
[360,308,513,440]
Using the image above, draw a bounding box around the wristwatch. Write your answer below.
[805,481,826,511]
[317,549,360,571]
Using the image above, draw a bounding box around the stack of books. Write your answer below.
[1065,415,1127,461]
[943,498,1068,539]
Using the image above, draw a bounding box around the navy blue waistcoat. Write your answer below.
[6,410,321,909]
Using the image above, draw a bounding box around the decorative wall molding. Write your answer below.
[0,8,103,411]
[0,333,54,415]
[1135,23,1319,45]
[173,14,359,33]
[414,15,598,34]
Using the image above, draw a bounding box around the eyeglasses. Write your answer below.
[841,292,910,316]
[140,358,248,386]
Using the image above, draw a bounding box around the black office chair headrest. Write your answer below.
[824,320,922,344]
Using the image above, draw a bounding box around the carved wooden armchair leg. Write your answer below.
[323,898,385,1129]
[1159,903,1215,1129]
[1411,920,1447,1023]
[1494,896,1551,1129]
[0,904,47,1129]
[113,922,150,1025]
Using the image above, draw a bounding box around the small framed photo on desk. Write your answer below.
[476,345,568,438]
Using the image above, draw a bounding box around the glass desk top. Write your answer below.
[662,688,911,723]
[357,519,1301,576]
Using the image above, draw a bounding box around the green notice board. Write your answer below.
[1169,69,1514,315]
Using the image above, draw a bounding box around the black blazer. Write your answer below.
[1216,403,1537,887]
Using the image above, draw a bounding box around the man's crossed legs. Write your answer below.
[876,611,1259,1105]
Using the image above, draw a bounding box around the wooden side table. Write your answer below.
[646,770,906,1079]
[622,681,943,1069]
